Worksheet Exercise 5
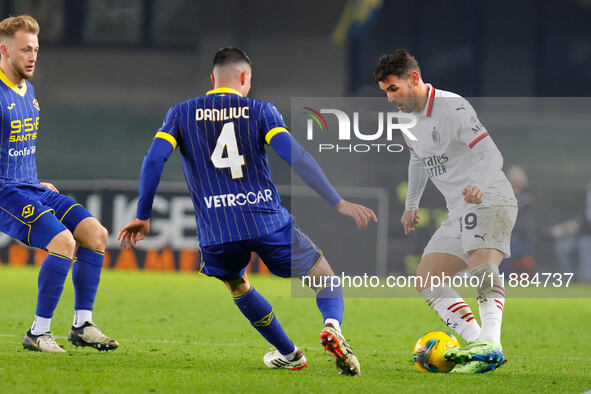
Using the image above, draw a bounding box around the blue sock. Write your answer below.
[36,253,72,318]
[316,278,345,324]
[73,246,104,311]
[233,288,295,356]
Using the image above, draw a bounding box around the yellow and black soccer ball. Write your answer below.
[412,330,460,373]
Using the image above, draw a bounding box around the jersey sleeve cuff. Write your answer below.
[154,131,178,150]
[468,132,489,148]
[265,127,290,144]
[136,211,151,220]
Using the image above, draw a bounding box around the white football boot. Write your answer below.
[263,348,308,371]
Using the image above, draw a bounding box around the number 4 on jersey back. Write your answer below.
[211,122,245,179]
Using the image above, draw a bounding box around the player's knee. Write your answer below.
[225,276,250,297]
[415,266,428,293]
[306,256,334,279]
[78,219,109,251]
[93,224,109,250]
[415,276,428,293]
[47,230,76,258]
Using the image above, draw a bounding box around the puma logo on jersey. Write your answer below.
[475,233,487,241]
[6,103,15,110]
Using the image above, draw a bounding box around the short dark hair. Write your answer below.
[373,49,420,83]
[213,47,252,68]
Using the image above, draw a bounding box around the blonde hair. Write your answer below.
[0,15,39,42]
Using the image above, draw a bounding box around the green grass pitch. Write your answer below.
[1,266,590,393]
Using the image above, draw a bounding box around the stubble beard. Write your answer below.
[13,61,33,81]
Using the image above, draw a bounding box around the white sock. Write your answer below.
[283,348,298,361]
[420,286,481,342]
[471,263,504,345]
[73,310,93,328]
[325,318,341,333]
[31,316,51,335]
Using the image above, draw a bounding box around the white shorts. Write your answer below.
[422,205,517,264]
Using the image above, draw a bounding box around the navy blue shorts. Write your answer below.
[0,183,93,249]
[199,218,323,281]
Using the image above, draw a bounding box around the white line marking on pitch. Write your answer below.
[0,333,244,346]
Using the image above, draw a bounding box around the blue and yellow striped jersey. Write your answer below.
[155,87,292,246]
[0,68,40,184]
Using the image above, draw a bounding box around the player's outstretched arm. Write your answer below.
[117,137,174,248]
[269,131,376,228]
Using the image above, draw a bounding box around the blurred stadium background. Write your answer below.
[1,0,590,282]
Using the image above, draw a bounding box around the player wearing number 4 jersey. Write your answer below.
[118,47,376,376]
[375,50,517,373]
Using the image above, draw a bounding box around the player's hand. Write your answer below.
[335,199,377,229]
[462,185,483,204]
[401,209,420,235]
[40,182,59,193]
[117,218,151,249]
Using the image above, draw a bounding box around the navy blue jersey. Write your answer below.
[155,87,291,246]
[0,69,40,184]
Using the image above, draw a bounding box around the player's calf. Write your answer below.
[420,285,481,342]
[229,281,297,364]
[470,262,505,345]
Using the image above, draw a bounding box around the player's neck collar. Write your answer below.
[0,67,27,97]
[418,83,435,118]
[206,87,243,97]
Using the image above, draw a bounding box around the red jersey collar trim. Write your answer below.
[425,85,435,117]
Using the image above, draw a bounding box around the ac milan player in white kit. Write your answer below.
[375,49,517,373]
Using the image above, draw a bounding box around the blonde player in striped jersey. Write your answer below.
[0,15,118,353]
[374,49,517,373]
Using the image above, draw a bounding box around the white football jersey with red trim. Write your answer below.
[403,85,516,216]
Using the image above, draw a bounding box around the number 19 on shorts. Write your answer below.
[458,213,477,232]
